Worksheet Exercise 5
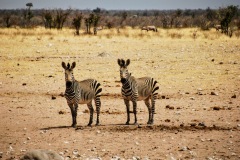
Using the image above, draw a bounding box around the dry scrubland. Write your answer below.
[0,27,240,159]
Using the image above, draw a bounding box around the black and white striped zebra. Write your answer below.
[117,59,159,125]
[62,62,102,128]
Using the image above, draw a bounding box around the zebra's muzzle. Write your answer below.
[66,81,72,88]
[121,78,126,84]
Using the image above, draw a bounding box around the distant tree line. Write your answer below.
[0,5,239,36]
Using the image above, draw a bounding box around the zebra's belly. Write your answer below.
[123,95,132,101]
[66,97,91,104]
[67,99,79,104]
[78,99,92,104]
[123,95,147,101]
[137,96,147,101]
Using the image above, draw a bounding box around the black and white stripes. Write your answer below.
[61,59,159,128]
[117,59,159,125]
[62,62,102,128]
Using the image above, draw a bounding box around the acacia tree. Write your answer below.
[22,3,34,27]
[84,16,92,34]
[204,7,217,29]
[217,5,238,35]
[42,10,53,29]
[24,3,33,26]
[72,13,83,35]
[93,14,100,35]
[93,8,101,35]
[3,13,11,28]
[174,9,182,27]
[84,13,100,34]
[206,7,216,22]
[55,9,71,30]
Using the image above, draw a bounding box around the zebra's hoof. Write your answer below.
[147,121,154,125]
[95,123,100,126]
[71,124,77,128]
[87,123,92,127]
[125,122,130,125]
[134,122,138,125]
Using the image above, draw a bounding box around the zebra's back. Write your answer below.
[75,79,102,104]
[136,77,158,101]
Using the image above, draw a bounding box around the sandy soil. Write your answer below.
[0,28,240,159]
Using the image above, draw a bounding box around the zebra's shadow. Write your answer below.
[39,123,134,131]
[76,123,233,132]
[40,125,72,130]
[40,123,232,132]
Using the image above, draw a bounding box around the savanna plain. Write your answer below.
[0,27,240,160]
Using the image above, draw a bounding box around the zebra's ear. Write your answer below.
[121,59,125,66]
[126,59,130,66]
[118,59,125,67]
[117,59,122,66]
[67,63,70,69]
[62,62,67,69]
[71,62,76,69]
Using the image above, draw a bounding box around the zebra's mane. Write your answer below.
[67,63,71,69]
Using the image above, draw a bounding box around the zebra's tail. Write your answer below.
[93,81,102,117]
[93,80,102,97]
[151,78,159,96]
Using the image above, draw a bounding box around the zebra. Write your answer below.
[61,62,102,128]
[117,59,159,125]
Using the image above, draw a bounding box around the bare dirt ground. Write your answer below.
[0,28,240,159]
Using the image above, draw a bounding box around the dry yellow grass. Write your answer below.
[1,27,239,92]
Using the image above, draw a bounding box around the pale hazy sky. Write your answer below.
[0,0,239,10]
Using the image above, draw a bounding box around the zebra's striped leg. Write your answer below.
[124,99,130,125]
[144,99,152,125]
[150,95,157,124]
[132,101,138,125]
[95,97,101,126]
[69,103,77,128]
[74,104,78,126]
[87,102,94,126]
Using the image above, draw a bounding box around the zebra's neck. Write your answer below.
[122,77,131,89]
[65,80,76,93]
[121,77,135,97]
